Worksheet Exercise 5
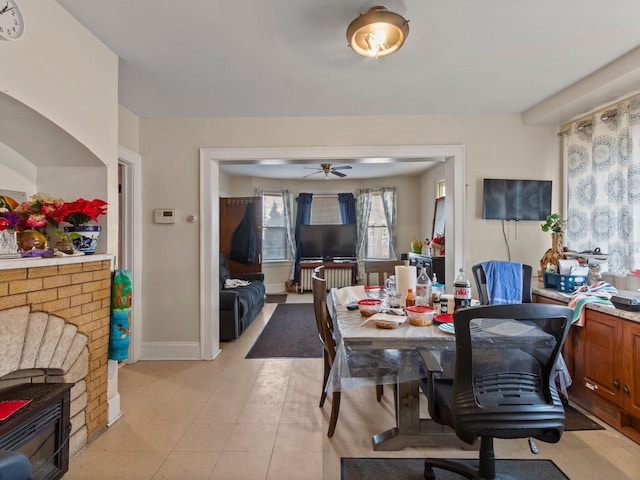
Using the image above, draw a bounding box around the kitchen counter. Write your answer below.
[532,282,640,324]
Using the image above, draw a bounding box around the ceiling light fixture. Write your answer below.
[346,6,409,59]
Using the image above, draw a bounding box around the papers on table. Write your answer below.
[335,285,366,305]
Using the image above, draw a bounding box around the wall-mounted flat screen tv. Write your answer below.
[299,224,357,259]
[482,179,552,221]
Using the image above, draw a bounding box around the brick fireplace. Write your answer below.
[0,255,114,457]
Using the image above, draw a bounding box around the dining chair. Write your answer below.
[312,266,383,437]
[471,261,533,305]
[364,260,404,286]
[418,303,572,479]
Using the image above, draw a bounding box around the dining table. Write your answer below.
[326,287,462,451]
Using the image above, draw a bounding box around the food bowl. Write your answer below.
[358,299,382,317]
[405,305,436,326]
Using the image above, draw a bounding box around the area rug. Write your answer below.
[245,303,322,358]
[342,458,570,480]
[564,404,604,431]
[265,294,288,304]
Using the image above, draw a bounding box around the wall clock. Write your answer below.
[0,0,25,41]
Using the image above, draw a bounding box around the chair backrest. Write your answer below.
[451,303,572,445]
[364,260,404,286]
[471,262,533,305]
[311,267,337,363]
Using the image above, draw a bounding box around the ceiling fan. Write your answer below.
[303,163,352,178]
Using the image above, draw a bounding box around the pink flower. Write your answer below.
[26,214,49,228]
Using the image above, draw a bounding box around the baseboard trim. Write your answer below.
[140,341,201,360]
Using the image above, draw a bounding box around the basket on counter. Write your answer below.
[543,271,588,293]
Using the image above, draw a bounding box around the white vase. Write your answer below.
[0,229,19,257]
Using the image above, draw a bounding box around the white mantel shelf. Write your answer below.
[0,254,115,271]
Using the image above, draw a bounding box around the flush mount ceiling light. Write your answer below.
[346,6,409,58]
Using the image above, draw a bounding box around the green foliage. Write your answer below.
[541,213,566,233]
[55,230,81,242]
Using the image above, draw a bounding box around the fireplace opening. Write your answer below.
[0,383,72,480]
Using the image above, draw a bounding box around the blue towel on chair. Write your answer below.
[481,261,523,304]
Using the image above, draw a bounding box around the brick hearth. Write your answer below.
[0,256,114,455]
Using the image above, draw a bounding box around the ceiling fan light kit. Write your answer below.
[346,6,409,58]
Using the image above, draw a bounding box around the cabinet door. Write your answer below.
[623,320,640,417]
[583,311,623,405]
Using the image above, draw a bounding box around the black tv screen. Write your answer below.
[482,179,552,221]
[299,224,357,259]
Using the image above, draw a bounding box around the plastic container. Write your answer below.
[543,271,588,292]
[357,299,382,317]
[405,305,436,326]
[365,285,384,300]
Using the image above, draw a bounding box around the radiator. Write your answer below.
[300,267,353,291]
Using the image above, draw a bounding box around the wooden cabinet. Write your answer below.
[534,293,640,444]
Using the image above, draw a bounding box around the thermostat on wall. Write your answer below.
[154,209,175,224]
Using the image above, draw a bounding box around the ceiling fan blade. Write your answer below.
[331,170,347,177]
[303,166,321,170]
[332,166,353,170]
[303,171,322,178]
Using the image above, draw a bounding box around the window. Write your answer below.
[437,179,446,198]
[366,191,392,259]
[262,192,289,261]
[310,195,341,224]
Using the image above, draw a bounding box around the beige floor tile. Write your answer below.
[246,383,288,404]
[267,449,323,480]
[237,402,284,424]
[152,451,221,480]
[63,449,169,480]
[209,451,271,480]
[273,422,323,453]
[174,423,234,451]
[224,423,279,452]
[89,419,190,452]
[280,402,323,425]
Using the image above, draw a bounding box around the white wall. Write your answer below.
[139,114,557,350]
[0,0,119,253]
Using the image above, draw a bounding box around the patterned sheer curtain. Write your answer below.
[355,189,373,259]
[255,188,296,260]
[380,187,398,260]
[565,95,640,273]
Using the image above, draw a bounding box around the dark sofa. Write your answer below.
[219,254,266,341]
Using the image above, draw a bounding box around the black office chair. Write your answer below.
[418,303,572,480]
[471,262,533,305]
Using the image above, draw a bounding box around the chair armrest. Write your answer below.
[417,348,443,374]
[219,290,239,309]
[232,273,265,282]
[0,451,30,480]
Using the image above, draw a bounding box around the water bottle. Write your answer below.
[431,273,444,308]
[415,267,432,306]
[454,268,471,311]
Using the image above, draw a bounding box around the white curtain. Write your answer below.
[566,95,640,273]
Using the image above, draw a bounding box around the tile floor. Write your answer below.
[63,294,640,479]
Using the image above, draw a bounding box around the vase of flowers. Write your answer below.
[14,194,65,250]
[432,234,445,256]
[57,198,108,255]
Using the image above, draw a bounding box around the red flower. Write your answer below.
[56,198,108,226]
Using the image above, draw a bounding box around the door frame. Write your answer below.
[199,144,466,360]
[118,145,143,363]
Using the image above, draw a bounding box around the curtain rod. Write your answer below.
[557,91,640,136]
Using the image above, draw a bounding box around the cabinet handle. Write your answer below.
[623,384,631,397]
[613,378,620,391]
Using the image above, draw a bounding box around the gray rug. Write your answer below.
[265,294,288,304]
[245,303,322,359]
[565,404,604,431]
[342,458,570,480]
